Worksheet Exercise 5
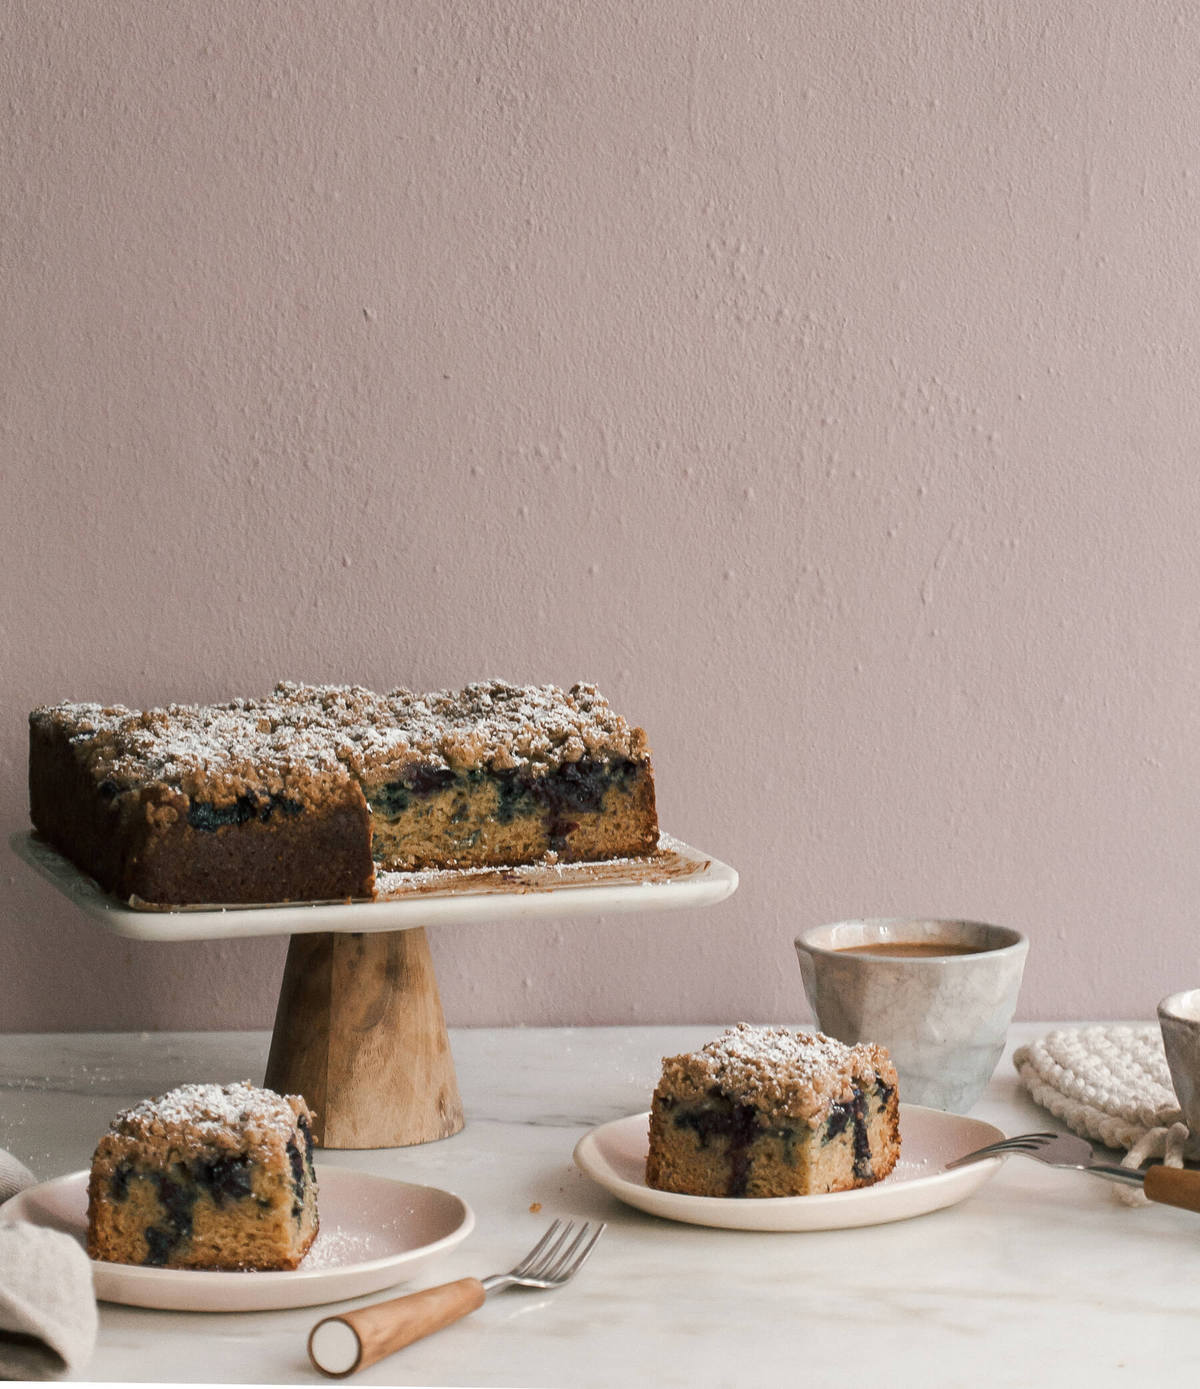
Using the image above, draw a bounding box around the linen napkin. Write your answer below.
[0,1151,34,1206]
[0,1151,98,1381]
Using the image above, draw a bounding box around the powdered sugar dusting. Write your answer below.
[32,679,648,799]
[703,1023,863,1076]
[658,1023,897,1123]
[303,1227,379,1269]
[339,680,644,774]
[112,1081,303,1144]
[374,850,651,895]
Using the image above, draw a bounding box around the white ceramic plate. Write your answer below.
[572,1105,1006,1231]
[0,1165,474,1311]
[10,830,737,941]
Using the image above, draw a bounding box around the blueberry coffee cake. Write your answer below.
[28,680,659,906]
[86,1081,319,1270]
[645,1023,900,1198]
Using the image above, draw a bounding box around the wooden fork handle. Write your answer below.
[309,1277,486,1377]
[1143,1164,1200,1214]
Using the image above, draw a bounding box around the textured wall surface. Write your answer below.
[5,2,1200,1031]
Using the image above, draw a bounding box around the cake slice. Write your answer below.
[87,1081,319,1270]
[645,1023,900,1197]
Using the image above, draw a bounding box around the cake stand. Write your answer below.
[12,832,738,1150]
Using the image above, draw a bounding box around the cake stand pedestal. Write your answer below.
[265,928,463,1148]
[12,832,738,1150]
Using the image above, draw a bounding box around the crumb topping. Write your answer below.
[654,1023,897,1126]
[93,1081,310,1169]
[30,680,650,807]
[336,680,648,776]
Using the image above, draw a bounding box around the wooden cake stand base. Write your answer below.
[264,928,464,1150]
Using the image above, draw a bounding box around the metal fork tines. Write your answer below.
[309,1219,606,1378]
[482,1218,606,1293]
[947,1131,1063,1163]
[947,1130,1145,1187]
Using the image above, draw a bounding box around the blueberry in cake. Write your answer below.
[28,680,659,906]
[86,1081,319,1270]
[645,1023,900,1197]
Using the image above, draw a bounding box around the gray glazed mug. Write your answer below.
[1157,990,1200,1135]
[794,918,1029,1113]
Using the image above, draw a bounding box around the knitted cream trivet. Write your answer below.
[1012,1024,1191,1206]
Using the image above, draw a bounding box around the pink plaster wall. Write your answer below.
[5,2,1200,1031]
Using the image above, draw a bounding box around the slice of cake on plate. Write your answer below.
[87,1081,319,1270]
[645,1023,900,1198]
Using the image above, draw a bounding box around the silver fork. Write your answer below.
[308,1219,606,1378]
[947,1130,1200,1211]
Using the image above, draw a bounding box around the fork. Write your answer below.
[946,1130,1200,1211]
[308,1219,606,1378]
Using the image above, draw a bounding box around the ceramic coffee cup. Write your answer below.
[794,918,1028,1113]
[1157,990,1200,1135]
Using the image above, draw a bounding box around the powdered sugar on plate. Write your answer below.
[373,834,702,900]
[302,1227,380,1269]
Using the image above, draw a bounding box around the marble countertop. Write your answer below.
[2,1023,1197,1387]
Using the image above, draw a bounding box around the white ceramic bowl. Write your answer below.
[1158,989,1200,1134]
[795,917,1028,1113]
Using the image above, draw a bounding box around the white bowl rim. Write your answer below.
[1158,988,1200,1022]
[794,917,1028,959]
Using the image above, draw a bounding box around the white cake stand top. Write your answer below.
[12,831,738,942]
